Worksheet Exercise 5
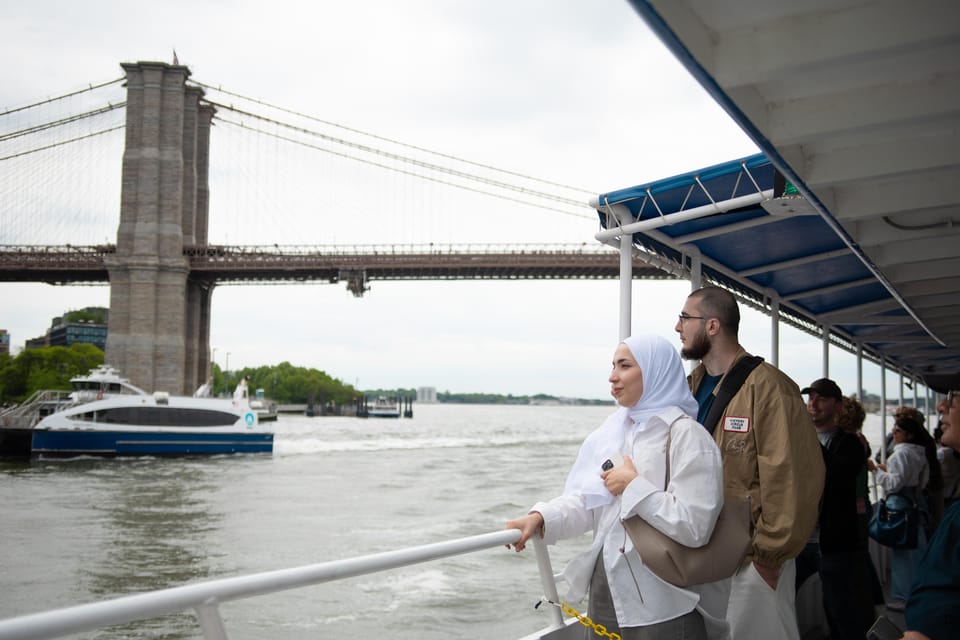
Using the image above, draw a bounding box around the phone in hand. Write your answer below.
[601,453,624,471]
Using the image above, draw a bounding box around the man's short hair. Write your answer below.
[689,286,741,334]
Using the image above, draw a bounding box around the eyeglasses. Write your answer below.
[678,313,706,323]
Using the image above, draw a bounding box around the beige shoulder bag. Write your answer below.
[621,422,752,587]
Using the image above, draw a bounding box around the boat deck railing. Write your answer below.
[0,390,74,430]
[0,529,569,640]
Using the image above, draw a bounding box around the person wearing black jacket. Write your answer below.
[801,379,875,640]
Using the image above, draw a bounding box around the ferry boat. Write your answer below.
[0,366,273,457]
[366,395,401,418]
[250,388,278,422]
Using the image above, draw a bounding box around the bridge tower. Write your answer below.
[104,61,216,395]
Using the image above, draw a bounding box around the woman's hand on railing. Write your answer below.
[505,511,544,552]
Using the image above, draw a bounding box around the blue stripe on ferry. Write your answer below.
[31,431,273,456]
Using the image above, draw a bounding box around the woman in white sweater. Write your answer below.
[506,335,726,639]
[867,413,935,610]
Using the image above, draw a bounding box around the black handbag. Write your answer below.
[869,492,919,549]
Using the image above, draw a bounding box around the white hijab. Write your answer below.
[563,334,698,509]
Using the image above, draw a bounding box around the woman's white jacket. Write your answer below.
[531,406,724,628]
[875,442,930,495]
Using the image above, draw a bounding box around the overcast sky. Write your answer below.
[0,1,905,401]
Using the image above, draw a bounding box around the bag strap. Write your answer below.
[661,413,687,490]
[663,428,672,491]
[701,355,764,434]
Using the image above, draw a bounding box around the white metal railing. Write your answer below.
[0,389,74,429]
[0,529,565,640]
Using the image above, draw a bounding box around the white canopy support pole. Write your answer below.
[821,325,830,378]
[684,249,703,375]
[599,201,634,342]
[881,361,889,465]
[619,232,633,341]
[769,293,780,368]
[872,357,889,589]
[689,249,702,291]
[910,373,930,420]
[593,190,774,242]
[856,343,863,401]
[899,368,905,407]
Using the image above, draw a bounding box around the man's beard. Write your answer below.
[681,327,711,361]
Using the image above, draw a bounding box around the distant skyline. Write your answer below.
[4,279,921,406]
[0,1,921,405]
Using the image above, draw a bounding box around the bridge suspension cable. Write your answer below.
[0,77,123,117]
[1,77,126,245]
[0,102,125,145]
[214,111,593,219]
[0,125,125,163]
[192,79,594,195]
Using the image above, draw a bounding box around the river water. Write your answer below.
[0,404,893,640]
[0,404,612,639]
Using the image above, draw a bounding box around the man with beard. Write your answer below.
[675,286,824,640]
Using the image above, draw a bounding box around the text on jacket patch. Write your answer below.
[722,416,750,433]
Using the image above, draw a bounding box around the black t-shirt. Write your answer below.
[694,373,722,425]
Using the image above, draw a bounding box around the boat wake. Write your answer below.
[273,433,580,456]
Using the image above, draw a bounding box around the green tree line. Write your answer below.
[220,362,359,406]
[362,388,610,405]
[0,346,609,407]
[0,346,360,407]
[0,344,104,404]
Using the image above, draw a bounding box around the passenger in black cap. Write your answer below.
[798,379,874,640]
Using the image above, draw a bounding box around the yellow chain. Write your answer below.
[541,599,622,640]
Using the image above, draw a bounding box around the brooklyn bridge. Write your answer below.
[1,61,672,395]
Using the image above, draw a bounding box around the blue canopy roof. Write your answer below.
[595,153,956,379]
[607,1,960,384]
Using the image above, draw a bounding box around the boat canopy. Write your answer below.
[595,1,960,386]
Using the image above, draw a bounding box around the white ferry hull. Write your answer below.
[30,392,272,457]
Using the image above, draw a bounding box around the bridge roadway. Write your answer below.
[0,243,674,295]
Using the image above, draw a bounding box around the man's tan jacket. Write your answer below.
[688,348,825,570]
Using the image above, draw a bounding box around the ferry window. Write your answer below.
[97,407,238,427]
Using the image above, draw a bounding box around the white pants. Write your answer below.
[726,558,800,640]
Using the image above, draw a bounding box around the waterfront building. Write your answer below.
[25,307,109,351]
[417,386,437,403]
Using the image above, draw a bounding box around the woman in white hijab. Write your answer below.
[506,335,727,639]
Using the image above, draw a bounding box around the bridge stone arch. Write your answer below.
[104,61,215,395]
